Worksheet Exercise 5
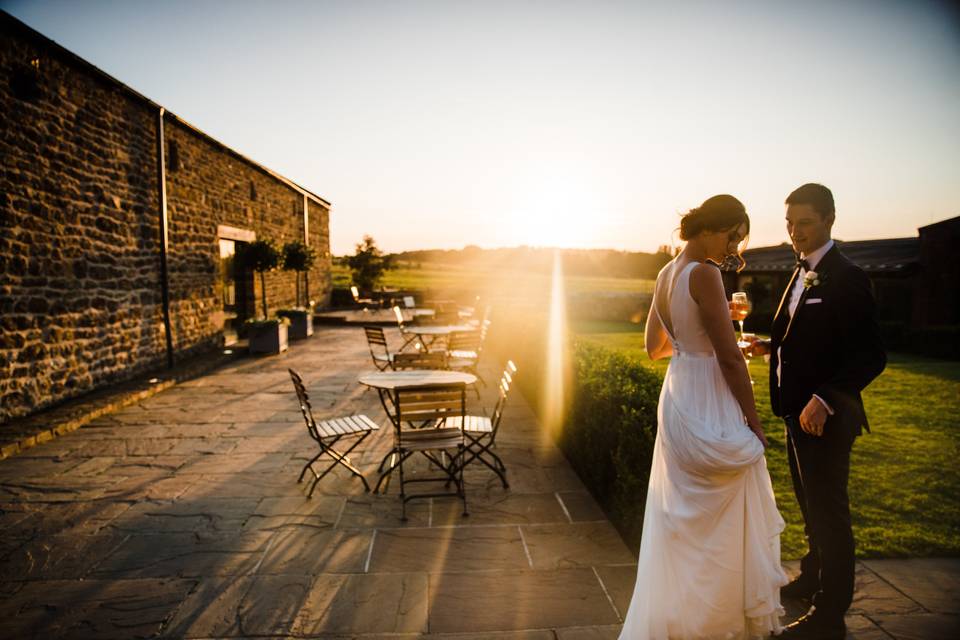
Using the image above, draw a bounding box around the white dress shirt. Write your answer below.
[778,240,835,415]
[787,239,834,319]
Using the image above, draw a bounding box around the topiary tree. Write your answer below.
[282,241,317,308]
[237,239,281,319]
[346,234,393,293]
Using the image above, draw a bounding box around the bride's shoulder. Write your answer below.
[689,261,721,281]
[688,261,723,298]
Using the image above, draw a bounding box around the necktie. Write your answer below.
[795,257,810,271]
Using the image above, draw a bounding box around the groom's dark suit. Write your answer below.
[769,244,886,621]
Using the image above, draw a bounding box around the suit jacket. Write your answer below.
[769,245,886,436]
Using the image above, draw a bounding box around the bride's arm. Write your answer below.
[689,264,767,447]
[645,299,673,360]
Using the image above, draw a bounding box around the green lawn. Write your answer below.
[332,262,655,296]
[573,320,960,559]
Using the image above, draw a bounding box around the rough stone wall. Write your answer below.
[306,199,333,308]
[162,122,330,352]
[0,21,166,423]
[0,14,332,423]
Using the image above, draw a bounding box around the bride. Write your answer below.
[618,195,786,639]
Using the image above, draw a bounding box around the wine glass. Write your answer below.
[730,291,750,348]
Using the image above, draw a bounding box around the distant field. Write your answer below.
[573,320,960,559]
[332,262,655,296]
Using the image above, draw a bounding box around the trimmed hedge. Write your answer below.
[557,342,662,552]
[483,307,663,552]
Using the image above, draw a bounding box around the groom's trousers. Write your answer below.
[785,415,856,621]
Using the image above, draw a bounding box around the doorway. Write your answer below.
[218,237,252,346]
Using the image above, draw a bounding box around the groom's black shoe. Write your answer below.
[781,576,818,602]
[779,611,846,639]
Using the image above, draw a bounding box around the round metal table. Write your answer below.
[358,370,477,390]
[359,370,477,493]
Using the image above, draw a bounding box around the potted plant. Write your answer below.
[279,241,317,340]
[236,239,287,354]
[244,316,289,354]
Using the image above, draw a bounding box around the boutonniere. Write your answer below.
[803,270,825,289]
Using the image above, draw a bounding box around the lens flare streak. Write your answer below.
[543,251,568,439]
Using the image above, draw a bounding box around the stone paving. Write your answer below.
[0,326,957,638]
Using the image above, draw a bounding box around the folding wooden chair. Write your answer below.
[445,361,517,489]
[392,351,448,370]
[446,320,491,395]
[403,295,436,322]
[363,326,395,371]
[392,305,421,351]
[289,369,379,497]
[375,383,468,520]
[351,286,380,313]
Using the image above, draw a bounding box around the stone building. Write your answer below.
[723,216,960,358]
[725,237,922,330]
[913,215,960,328]
[1,12,333,423]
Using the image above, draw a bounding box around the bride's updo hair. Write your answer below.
[679,194,749,241]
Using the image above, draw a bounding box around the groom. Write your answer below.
[753,183,886,639]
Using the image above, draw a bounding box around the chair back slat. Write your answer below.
[400,389,463,402]
[401,399,463,413]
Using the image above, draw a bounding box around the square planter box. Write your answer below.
[248,322,288,354]
[279,310,313,340]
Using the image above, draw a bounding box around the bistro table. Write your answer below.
[402,323,476,350]
[359,370,477,492]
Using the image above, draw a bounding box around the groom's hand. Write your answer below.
[799,397,828,436]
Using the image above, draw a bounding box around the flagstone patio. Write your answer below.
[0,326,957,638]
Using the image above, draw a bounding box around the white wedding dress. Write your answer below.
[618,261,786,640]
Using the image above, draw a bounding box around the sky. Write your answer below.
[4,0,960,255]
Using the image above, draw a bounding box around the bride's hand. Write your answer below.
[748,419,769,448]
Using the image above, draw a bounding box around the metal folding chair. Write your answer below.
[351,286,380,313]
[392,351,448,370]
[373,383,468,520]
[446,320,491,396]
[363,326,395,371]
[392,305,422,352]
[403,295,436,322]
[445,360,517,489]
[289,369,378,497]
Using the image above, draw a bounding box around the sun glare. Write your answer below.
[507,173,606,248]
[511,209,587,248]
[543,250,568,439]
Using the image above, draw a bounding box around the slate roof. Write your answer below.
[741,238,920,274]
